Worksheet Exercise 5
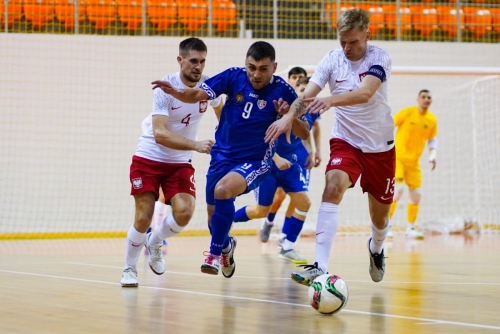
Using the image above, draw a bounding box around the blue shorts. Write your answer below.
[255,160,308,206]
[294,144,311,187]
[206,158,272,205]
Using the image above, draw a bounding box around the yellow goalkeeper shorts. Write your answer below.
[395,159,421,189]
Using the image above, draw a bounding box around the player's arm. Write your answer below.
[265,82,322,143]
[152,115,214,154]
[302,136,314,170]
[152,80,209,103]
[312,121,321,167]
[291,117,310,140]
[428,137,438,170]
[213,96,225,121]
[305,75,382,114]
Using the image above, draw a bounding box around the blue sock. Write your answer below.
[282,216,292,235]
[210,198,235,256]
[233,206,250,223]
[267,211,277,223]
[285,216,305,242]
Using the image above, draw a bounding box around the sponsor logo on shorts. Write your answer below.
[132,178,143,189]
[331,157,342,165]
[381,195,392,201]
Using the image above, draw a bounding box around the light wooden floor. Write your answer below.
[1,232,500,334]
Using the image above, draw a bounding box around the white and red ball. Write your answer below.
[308,274,349,315]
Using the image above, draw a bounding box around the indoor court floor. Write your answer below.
[1,232,499,333]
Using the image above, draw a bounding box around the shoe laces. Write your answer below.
[123,267,136,277]
[372,251,386,270]
[203,251,219,264]
[296,262,319,271]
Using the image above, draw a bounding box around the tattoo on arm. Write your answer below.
[293,100,305,117]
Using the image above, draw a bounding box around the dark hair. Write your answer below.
[288,67,308,79]
[246,41,276,62]
[296,76,310,87]
[179,37,207,56]
[418,89,430,96]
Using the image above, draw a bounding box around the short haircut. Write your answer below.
[246,41,276,62]
[418,89,430,96]
[179,37,207,56]
[288,66,308,79]
[337,8,370,33]
[296,76,310,87]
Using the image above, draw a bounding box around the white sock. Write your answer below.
[279,233,287,239]
[125,225,147,269]
[150,213,184,245]
[265,218,274,226]
[282,239,294,251]
[370,224,388,255]
[406,223,414,231]
[315,202,339,273]
[153,201,168,230]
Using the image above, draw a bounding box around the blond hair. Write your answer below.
[337,8,370,33]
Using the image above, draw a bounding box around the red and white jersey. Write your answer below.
[135,72,221,163]
[311,44,394,153]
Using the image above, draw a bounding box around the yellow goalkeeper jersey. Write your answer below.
[394,106,438,163]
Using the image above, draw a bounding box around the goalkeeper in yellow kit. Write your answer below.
[389,89,438,239]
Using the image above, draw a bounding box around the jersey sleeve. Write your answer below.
[368,49,392,81]
[310,52,333,90]
[209,95,223,108]
[151,88,173,117]
[200,68,235,100]
[429,116,438,139]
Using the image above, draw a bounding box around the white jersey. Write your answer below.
[311,44,394,153]
[135,72,221,163]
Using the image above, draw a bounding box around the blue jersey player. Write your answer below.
[233,110,317,264]
[152,41,310,277]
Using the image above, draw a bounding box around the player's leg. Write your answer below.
[145,187,168,255]
[262,187,286,243]
[360,147,395,283]
[405,163,424,239]
[291,139,358,286]
[233,173,277,225]
[279,191,310,264]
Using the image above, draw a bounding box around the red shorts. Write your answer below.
[326,139,396,204]
[129,155,196,204]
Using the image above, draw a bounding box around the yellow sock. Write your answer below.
[407,203,419,224]
[389,201,397,219]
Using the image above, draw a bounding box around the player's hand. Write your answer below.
[273,98,290,115]
[429,159,436,170]
[194,139,215,154]
[304,153,314,170]
[151,80,176,95]
[265,117,293,144]
[274,156,292,170]
[314,151,322,167]
[303,97,331,114]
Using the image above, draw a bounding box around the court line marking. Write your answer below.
[1,268,500,331]
[65,262,500,285]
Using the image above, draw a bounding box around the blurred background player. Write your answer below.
[260,76,322,247]
[122,38,223,287]
[388,89,438,239]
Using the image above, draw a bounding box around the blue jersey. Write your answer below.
[201,67,298,162]
[276,112,319,159]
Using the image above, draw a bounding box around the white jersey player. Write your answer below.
[121,38,223,288]
[265,8,395,286]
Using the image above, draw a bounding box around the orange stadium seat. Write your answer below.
[383,4,412,34]
[357,3,384,35]
[147,0,177,32]
[0,0,23,28]
[464,7,492,39]
[491,8,500,31]
[54,0,85,30]
[23,0,54,30]
[212,0,236,34]
[325,3,354,30]
[86,0,117,30]
[436,6,465,38]
[410,5,438,37]
[116,0,142,31]
[177,0,207,33]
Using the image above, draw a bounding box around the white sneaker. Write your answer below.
[405,227,424,240]
[121,266,138,287]
[146,232,165,275]
[386,226,393,238]
[291,262,325,286]
[201,252,220,275]
[367,238,386,283]
[279,248,308,265]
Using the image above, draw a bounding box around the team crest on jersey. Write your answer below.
[199,100,208,113]
[331,157,342,165]
[359,71,368,81]
[132,178,143,189]
[235,93,244,104]
[257,100,267,109]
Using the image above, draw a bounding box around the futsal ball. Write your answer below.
[308,274,349,315]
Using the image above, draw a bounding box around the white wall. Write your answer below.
[0,34,499,234]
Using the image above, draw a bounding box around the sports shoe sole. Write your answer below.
[406,235,424,240]
[200,265,219,275]
[149,264,164,276]
[279,254,308,265]
[121,282,138,288]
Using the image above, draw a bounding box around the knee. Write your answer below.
[393,183,405,201]
[294,196,311,212]
[409,189,421,204]
[322,183,344,203]
[254,205,270,218]
[214,183,232,199]
[174,208,194,226]
[135,211,153,231]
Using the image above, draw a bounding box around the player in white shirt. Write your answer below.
[121,38,223,287]
[265,8,394,285]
